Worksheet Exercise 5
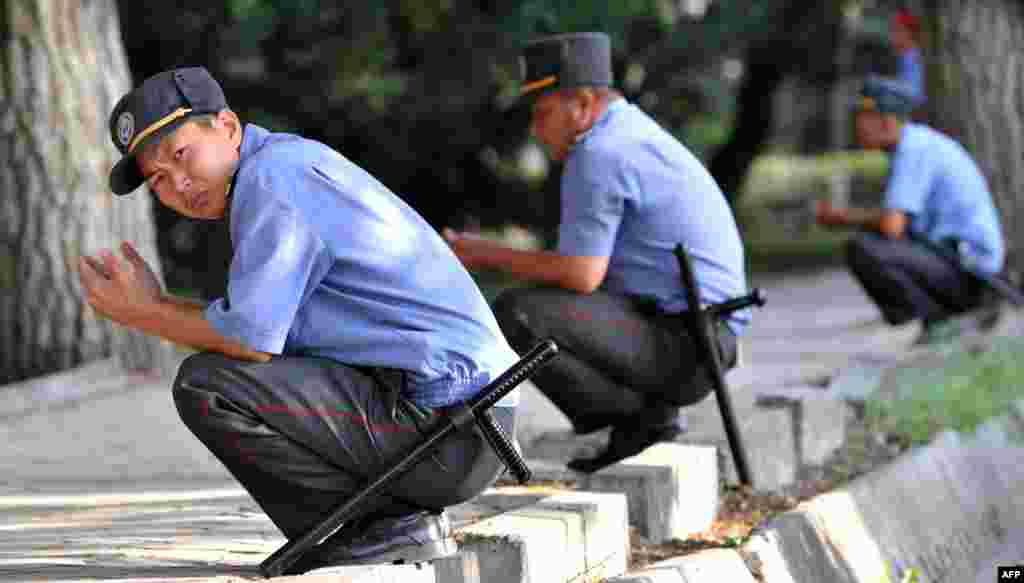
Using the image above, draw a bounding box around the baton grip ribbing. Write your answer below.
[478,410,531,483]
[467,339,559,411]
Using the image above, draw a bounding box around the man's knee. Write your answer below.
[491,288,544,349]
[171,352,228,428]
[846,233,887,272]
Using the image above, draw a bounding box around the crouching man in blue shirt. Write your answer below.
[816,76,1005,345]
[78,67,521,572]
[445,33,750,472]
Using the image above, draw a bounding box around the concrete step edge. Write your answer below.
[637,399,1024,583]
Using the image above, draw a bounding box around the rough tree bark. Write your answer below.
[0,0,171,384]
[922,0,1024,277]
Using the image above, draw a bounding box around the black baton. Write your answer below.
[675,244,761,488]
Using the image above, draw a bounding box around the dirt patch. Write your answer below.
[627,483,824,569]
[628,411,910,570]
[496,411,910,571]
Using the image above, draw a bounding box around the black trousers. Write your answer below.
[846,232,983,326]
[491,287,736,435]
[172,352,512,539]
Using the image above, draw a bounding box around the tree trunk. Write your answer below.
[923,0,1024,277]
[0,0,171,384]
[709,48,784,204]
[709,0,844,206]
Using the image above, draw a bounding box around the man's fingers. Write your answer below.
[100,249,122,278]
[121,241,141,263]
[78,259,108,310]
[80,256,110,281]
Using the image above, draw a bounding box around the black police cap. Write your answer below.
[854,75,921,116]
[107,67,227,195]
[518,32,614,103]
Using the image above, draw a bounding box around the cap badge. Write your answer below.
[116,112,135,149]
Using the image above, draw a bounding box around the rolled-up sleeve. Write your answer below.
[883,144,932,216]
[205,189,331,354]
[557,148,626,257]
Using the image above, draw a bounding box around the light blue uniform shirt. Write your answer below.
[884,123,1005,275]
[558,99,750,334]
[206,125,520,407]
[899,48,925,103]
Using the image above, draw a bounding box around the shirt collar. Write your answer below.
[238,123,270,163]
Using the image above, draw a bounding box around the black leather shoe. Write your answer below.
[287,510,455,573]
[567,423,684,474]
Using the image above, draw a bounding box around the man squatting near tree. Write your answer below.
[78,66,522,572]
[816,76,1005,346]
[444,32,751,473]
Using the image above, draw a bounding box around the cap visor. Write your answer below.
[108,116,194,195]
[109,153,144,195]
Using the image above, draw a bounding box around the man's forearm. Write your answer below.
[162,293,207,313]
[132,296,271,363]
[462,239,581,288]
[839,207,886,232]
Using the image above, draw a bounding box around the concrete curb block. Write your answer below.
[527,443,719,542]
[456,490,629,583]
[603,549,757,583]
[608,400,1024,583]
[753,384,850,478]
[741,403,1024,583]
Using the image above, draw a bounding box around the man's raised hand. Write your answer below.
[79,242,163,327]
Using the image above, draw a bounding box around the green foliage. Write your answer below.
[739,151,889,207]
[500,0,665,45]
[664,0,775,55]
[680,113,733,161]
[398,0,454,33]
[865,336,1024,445]
[228,0,321,21]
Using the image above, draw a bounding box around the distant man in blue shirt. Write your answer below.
[445,33,750,472]
[816,76,1005,345]
[78,67,521,572]
[889,9,925,104]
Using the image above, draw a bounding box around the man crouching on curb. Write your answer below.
[816,75,1005,346]
[444,33,750,473]
[78,66,521,573]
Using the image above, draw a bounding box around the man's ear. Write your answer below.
[217,109,243,148]
[569,89,596,129]
[882,115,903,142]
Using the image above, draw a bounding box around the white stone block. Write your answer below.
[529,443,719,542]
[455,489,629,583]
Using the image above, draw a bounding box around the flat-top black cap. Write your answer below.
[108,66,227,195]
[518,32,613,102]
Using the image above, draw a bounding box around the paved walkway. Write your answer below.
[0,266,1016,580]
